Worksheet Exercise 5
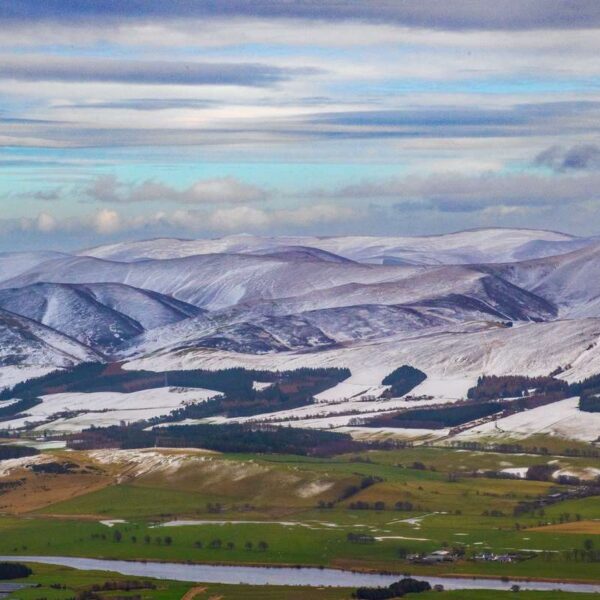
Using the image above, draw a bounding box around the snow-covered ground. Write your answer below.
[5,439,67,450]
[214,394,462,429]
[0,366,56,392]
[88,448,216,477]
[2,386,218,432]
[552,467,600,481]
[500,467,529,478]
[125,319,600,397]
[2,231,600,444]
[81,229,584,266]
[456,397,600,442]
[0,453,54,477]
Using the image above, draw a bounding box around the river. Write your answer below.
[1,556,599,593]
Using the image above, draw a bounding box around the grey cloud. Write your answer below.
[84,175,270,205]
[59,98,219,111]
[535,144,600,172]
[3,1,600,31]
[0,55,310,87]
[30,189,62,201]
[312,102,600,137]
[324,172,600,214]
[3,101,600,149]
[55,96,338,112]
[0,159,76,167]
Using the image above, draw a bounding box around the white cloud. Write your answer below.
[36,212,57,232]
[10,202,358,239]
[209,206,271,230]
[92,209,122,234]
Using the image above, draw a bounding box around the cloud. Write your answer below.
[309,102,600,140]
[2,1,600,31]
[322,171,600,213]
[208,206,271,230]
[0,55,308,87]
[7,187,63,202]
[56,96,340,112]
[58,98,219,111]
[84,175,270,205]
[535,144,600,172]
[30,189,62,201]
[8,202,358,241]
[92,208,122,234]
[35,212,57,232]
[3,100,600,150]
[209,203,357,230]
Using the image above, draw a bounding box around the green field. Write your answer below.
[0,443,598,591]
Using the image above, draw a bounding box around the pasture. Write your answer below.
[0,444,597,585]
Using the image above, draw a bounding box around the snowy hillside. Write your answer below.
[126,318,600,396]
[1,386,219,432]
[455,397,600,442]
[0,308,100,389]
[487,242,600,318]
[1,228,600,442]
[81,228,587,266]
[0,282,201,352]
[0,251,71,283]
[0,252,416,309]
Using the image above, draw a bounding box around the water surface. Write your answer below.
[2,556,599,593]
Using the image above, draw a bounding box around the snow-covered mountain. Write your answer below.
[0,282,201,352]
[80,228,589,265]
[1,227,600,406]
[0,252,418,309]
[485,241,600,318]
[0,251,71,283]
[0,308,100,374]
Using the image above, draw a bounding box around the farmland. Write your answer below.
[0,441,597,596]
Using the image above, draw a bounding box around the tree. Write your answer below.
[245,541,253,551]
[143,535,151,544]
[258,541,268,552]
[226,541,235,550]
[113,530,122,543]
[164,536,173,546]
[0,562,32,580]
[209,539,222,549]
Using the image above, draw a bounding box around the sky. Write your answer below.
[2,1,600,251]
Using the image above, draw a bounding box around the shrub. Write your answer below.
[0,562,32,580]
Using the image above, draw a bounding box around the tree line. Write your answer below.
[68,422,362,457]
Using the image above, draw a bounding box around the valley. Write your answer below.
[0,229,599,598]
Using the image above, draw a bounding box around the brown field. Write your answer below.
[0,469,110,514]
[530,520,600,534]
[0,451,117,514]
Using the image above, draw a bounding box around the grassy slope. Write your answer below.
[0,446,598,584]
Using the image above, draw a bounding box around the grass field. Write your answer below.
[0,443,598,587]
